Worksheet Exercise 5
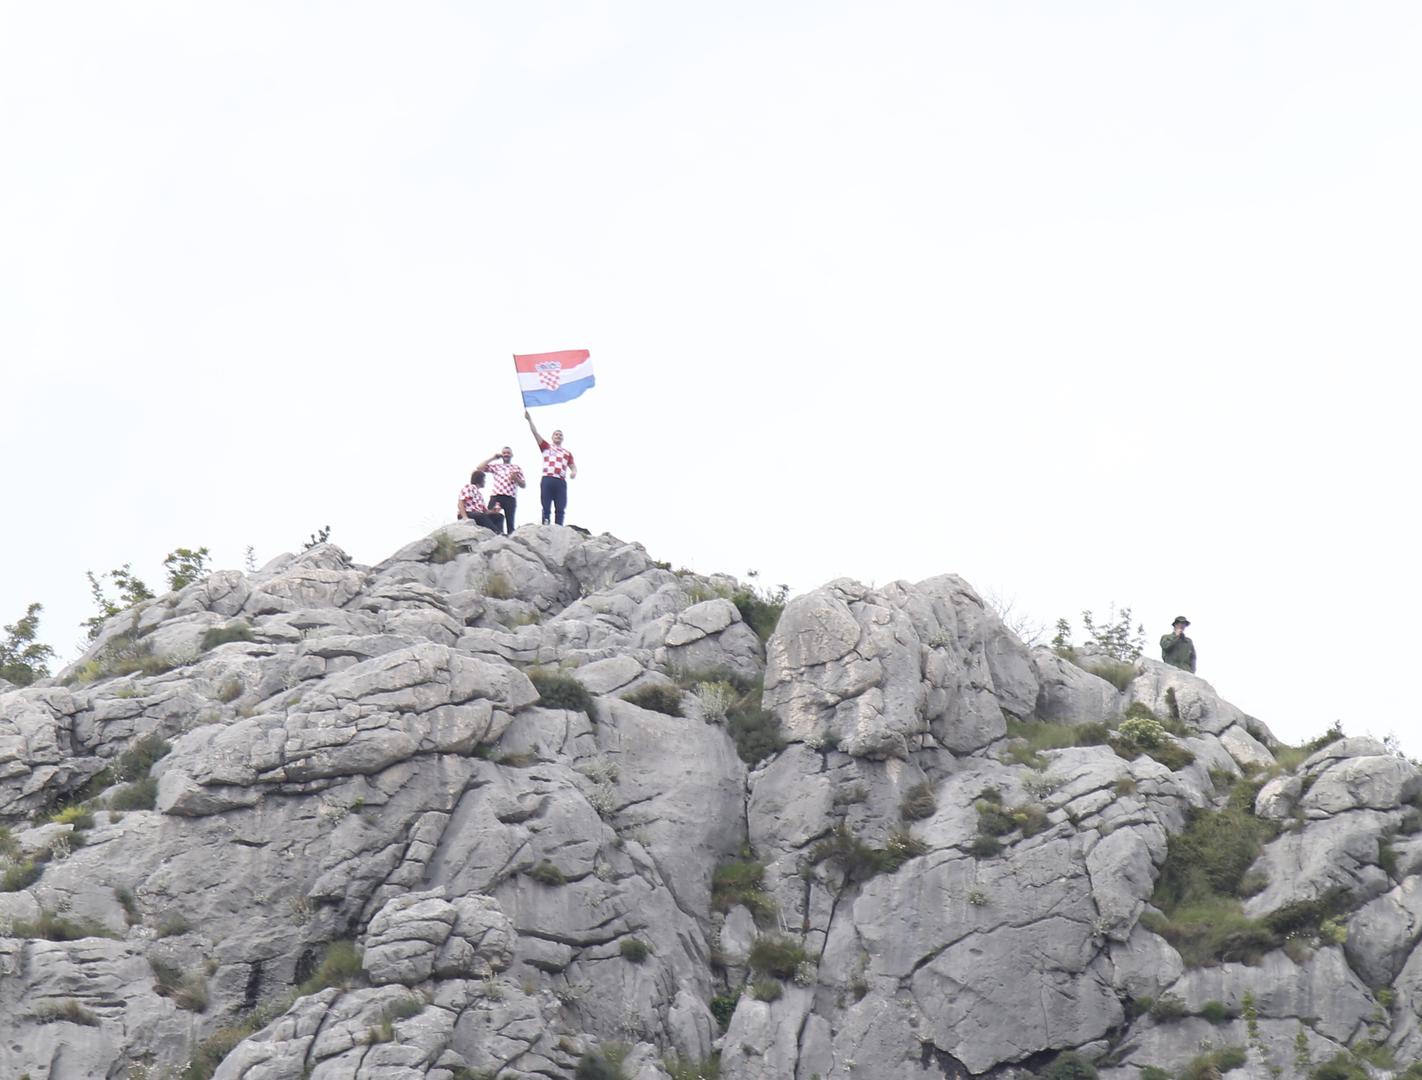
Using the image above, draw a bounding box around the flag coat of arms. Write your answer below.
[513,349,595,407]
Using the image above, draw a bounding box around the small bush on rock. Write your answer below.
[151,958,210,1012]
[34,999,101,1026]
[749,977,782,1002]
[575,1047,630,1080]
[529,669,598,721]
[200,622,255,651]
[709,990,741,1029]
[900,781,937,821]
[747,935,808,980]
[731,576,788,643]
[711,857,777,921]
[298,940,364,994]
[1039,1051,1098,1080]
[110,776,158,811]
[619,938,649,963]
[621,682,684,716]
[527,860,568,886]
[1199,999,1235,1023]
[1180,1047,1247,1080]
[13,909,117,941]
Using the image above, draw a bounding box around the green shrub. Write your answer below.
[528,668,597,720]
[1112,723,1195,771]
[665,1054,722,1080]
[731,579,788,643]
[182,1025,250,1080]
[527,860,568,886]
[164,547,211,591]
[749,977,782,1002]
[727,700,784,765]
[747,935,808,980]
[114,885,140,923]
[155,911,192,938]
[1,602,55,687]
[1309,1054,1368,1080]
[1180,1046,1246,1080]
[200,622,255,651]
[575,1047,629,1080]
[1086,658,1136,691]
[2,856,43,892]
[810,824,923,882]
[970,835,1003,858]
[709,990,741,1029]
[430,530,461,565]
[482,571,515,600]
[1353,1041,1394,1069]
[1262,888,1350,939]
[712,858,777,921]
[109,776,158,811]
[298,940,364,995]
[621,683,684,716]
[1199,999,1234,1023]
[1141,896,1277,968]
[1118,715,1168,749]
[620,938,650,963]
[879,829,928,871]
[1040,1051,1097,1080]
[1122,701,1158,722]
[50,804,95,829]
[13,909,118,941]
[1156,802,1277,907]
[115,733,172,782]
[1148,993,1188,1021]
[83,564,155,642]
[1140,1068,1171,1080]
[668,665,758,694]
[976,801,1016,837]
[1002,719,1109,768]
[34,999,101,1026]
[900,781,937,821]
[151,958,210,1012]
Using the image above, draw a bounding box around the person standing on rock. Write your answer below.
[525,410,577,526]
[477,446,526,534]
[1160,616,1196,673]
[456,470,505,533]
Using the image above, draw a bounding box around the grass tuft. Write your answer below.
[528,668,598,721]
[200,622,255,651]
[621,683,684,716]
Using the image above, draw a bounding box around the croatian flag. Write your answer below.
[513,349,595,408]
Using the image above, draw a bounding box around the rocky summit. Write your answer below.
[2,526,1419,1080]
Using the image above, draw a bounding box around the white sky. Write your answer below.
[2,3,1419,752]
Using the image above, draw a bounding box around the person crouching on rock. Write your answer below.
[456,471,505,533]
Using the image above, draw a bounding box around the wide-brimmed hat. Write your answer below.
[1172,616,1191,627]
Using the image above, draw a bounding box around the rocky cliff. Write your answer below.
[2,526,1418,1080]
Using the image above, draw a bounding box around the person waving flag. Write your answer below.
[513,349,595,407]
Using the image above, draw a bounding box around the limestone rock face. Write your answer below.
[3,526,1420,1079]
[763,575,1027,759]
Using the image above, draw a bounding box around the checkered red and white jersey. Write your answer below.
[459,484,487,515]
[538,439,575,478]
[485,461,524,497]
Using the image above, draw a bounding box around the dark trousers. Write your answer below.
[540,476,568,525]
[489,494,517,533]
[468,511,504,533]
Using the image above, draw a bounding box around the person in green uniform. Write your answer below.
[1160,616,1196,672]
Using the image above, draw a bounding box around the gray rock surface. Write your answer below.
[4,526,1420,1079]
